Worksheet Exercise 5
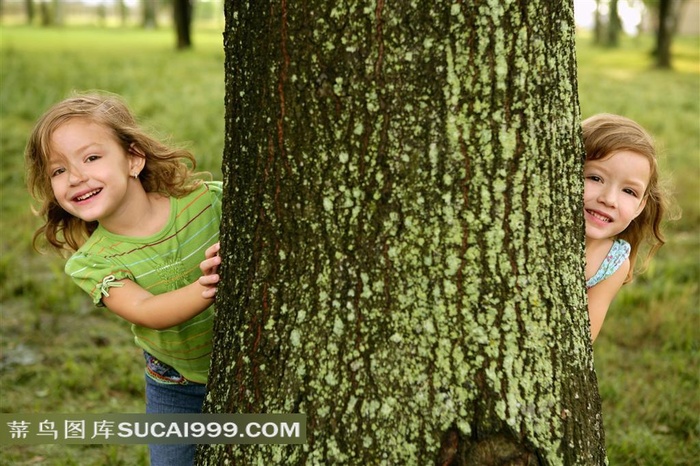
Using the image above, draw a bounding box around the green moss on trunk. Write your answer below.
[197,1,606,465]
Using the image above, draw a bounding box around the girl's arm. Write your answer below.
[101,243,222,330]
[102,279,214,330]
[587,258,630,342]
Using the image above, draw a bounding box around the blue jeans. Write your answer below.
[144,354,207,466]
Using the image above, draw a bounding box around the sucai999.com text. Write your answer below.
[0,413,306,445]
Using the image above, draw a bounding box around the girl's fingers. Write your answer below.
[199,274,220,287]
[205,242,221,259]
[200,255,221,274]
[201,287,218,300]
[200,243,222,300]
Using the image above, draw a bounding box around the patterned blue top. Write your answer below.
[586,239,631,289]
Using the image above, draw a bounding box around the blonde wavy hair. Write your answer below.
[26,92,203,254]
[582,113,669,282]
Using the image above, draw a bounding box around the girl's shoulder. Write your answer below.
[586,239,631,289]
[609,239,631,258]
[201,181,223,214]
[174,180,222,203]
[204,180,223,190]
[170,180,223,227]
[184,180,223,200]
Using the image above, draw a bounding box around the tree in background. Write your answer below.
[652,0,686,68]
[197,1,605,464]
[655,0,673,67]
[594,0,604,44]
[142,0,157,29]
[592,0,622,47]
[607,0,622,46]
[37,0,61,26]
[173,0,193,49]
[644,0,689,68]
[25,0,36,25]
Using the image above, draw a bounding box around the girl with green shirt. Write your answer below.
[26,92,222,466]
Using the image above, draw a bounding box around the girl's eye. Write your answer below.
[85,155,100,162]
[50,167,65,177]
[623,188,638,197]
[586,175,602,182]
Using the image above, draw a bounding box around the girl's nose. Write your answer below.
[67,167,87,185]
[597,187,617,207]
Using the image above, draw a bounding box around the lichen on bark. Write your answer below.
[197,1,606,465]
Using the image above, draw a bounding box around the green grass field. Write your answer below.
[1,25,698,465]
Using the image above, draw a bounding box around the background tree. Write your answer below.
[39,0,51,26]
[198,1,606,464]
[593,0,604,45]
[38,0,62,26]
[655,0,673,67]
[653,0,681,68]
[173,0,193,49]
[606,0,622,47]
[24,0,35,25]
[644,0,689,68]
[592,0,622,47]
[142,0,157,29]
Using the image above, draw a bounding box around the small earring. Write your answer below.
[132,173,139,179]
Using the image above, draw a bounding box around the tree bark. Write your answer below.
[198,1,606,464]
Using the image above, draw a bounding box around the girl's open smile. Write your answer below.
[72,188,103,203]
[48,118,144,231]
[585,208,613,224]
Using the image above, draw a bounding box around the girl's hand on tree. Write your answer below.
[199,242,221,299]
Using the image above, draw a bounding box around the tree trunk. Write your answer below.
[655,0,674,68]
[39,0,52,26]
[198,1,606,464]
[173,0,193,49]
[24,0,34,25]
[606,0,621,47]
[593,0,603,45]
[142,0,157,29]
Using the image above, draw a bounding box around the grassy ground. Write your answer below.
[1,26,698,465]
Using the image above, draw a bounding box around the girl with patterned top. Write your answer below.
[26,92,222,466]
[582,114,669,342]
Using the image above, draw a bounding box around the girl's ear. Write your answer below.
[128,143,146,175]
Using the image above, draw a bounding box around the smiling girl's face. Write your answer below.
[47,118,144,230]
[583,149,651,242]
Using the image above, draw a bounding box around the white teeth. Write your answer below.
[76,189,100,201]
[587,209,611,223]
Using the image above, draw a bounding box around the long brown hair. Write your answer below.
[26,92,203,254]
[582,113,669,282]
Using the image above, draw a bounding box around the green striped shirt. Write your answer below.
[65,181,222,384]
